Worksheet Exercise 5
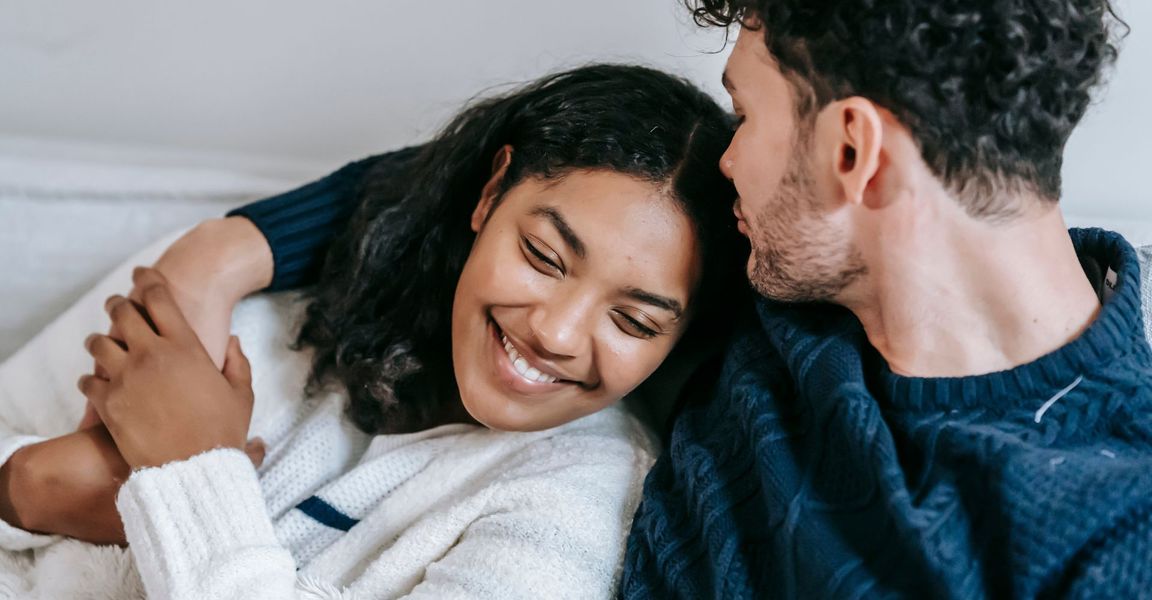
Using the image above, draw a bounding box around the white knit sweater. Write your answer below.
[0,233,657,599]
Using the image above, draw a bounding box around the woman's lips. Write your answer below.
[488,320,571,395]
[500,334,559,383]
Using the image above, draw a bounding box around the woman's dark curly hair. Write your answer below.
[688,0,1127,217]
[297,64,746,434]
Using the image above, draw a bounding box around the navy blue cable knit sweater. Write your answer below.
[622,228,1152,599]
[229,157,1152,598]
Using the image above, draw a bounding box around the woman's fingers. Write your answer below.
[222,336,253,392]
[85,334,128,377]
[244,438,266,468]
[77,374,110,414]
[135,273,197,343]
[104,295,155,349]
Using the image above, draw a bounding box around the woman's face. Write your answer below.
[451,168,702,432]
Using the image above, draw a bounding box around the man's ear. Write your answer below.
[829,97,883,208]
[472,145,514,233]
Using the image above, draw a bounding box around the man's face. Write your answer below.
[720,26,866,303]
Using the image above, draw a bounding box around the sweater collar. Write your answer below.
[873,228,1148,413]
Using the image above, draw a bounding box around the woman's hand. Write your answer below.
[77,217,274,430]
[79,268,257,470]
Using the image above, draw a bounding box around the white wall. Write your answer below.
[0,1,728,172]
[1063,0,1152,221]
[0,0,1147,219]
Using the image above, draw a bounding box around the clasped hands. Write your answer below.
[81,267,256,470]
[0,267,263,546]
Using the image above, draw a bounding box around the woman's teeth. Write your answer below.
[501,334,559,384]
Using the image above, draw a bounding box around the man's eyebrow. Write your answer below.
[529,206,586,259]
[721,69,736,93]
[624,287,684,320]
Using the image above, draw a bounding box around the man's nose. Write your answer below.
[719,148,735,181]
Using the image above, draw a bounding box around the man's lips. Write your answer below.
[734,201,749,235]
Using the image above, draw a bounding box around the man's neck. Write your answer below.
[846,205,1102,378]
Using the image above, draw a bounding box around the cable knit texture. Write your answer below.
[0,236,656,599]
[623,228,1152,599]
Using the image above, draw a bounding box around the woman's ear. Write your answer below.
[471,145,514,233]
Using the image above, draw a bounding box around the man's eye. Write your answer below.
[523,237,562,275]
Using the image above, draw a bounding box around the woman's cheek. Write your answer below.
[609,336,675,395]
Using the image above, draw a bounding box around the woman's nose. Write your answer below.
[527,294,595,359]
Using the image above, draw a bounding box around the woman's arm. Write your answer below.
[85,271,645,599]
[138,216,274,365]
[136,147,420,365]
[0,149,412,546]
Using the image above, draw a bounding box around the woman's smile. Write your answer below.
[488,318,576,395]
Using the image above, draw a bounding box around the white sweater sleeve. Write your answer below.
[116,449,299,600]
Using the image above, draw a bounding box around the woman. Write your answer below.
[0,64,744,598]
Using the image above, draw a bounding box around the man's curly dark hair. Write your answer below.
[689,0,1127,217]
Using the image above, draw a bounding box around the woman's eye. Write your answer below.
[523,237,563,275]
[612,311,661,340]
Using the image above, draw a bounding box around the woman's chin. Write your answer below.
[458,397,537,432]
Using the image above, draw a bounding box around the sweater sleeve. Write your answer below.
[226,146,421,292]
[116,449,299,600]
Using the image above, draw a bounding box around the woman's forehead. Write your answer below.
[505,171,702,297]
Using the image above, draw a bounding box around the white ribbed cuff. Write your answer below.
[117,448,281,598]
[0,434,59,550]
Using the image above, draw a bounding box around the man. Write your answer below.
[622,1,1151,597]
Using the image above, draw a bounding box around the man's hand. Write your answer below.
[80,268,257,470]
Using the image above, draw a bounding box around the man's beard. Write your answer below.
[746,136,867,303]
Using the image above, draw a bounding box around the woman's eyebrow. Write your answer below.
[624,287,684,319]
[529,206,586,258]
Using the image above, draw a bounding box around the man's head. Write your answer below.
[701,0,1124,303]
